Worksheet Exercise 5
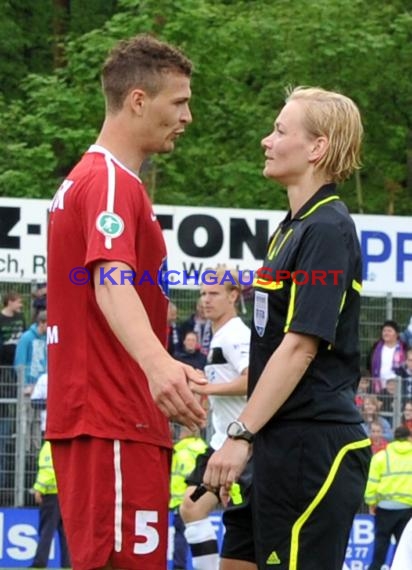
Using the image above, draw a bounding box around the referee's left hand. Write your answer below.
[203,438,250,495]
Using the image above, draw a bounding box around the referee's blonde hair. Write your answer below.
[286,86,363,183]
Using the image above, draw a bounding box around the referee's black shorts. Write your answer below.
[221,459,255,563]
[252,421,371,570]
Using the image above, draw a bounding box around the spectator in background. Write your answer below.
[0,290,26,399]
[355,372,374,409]
[378,377,396,423]
[394,347,412,403]
[31,372,48,446]
[31,283,47,322]
[167,302,183,356]
[169,427,208,570]
[31,440,70,568]
[175,332,209,441]
[175,331,207,370]
[181,297,213,355]
[369,421,388,454]
[0,290,26,495]
[368,320,406,392]
[361,395,393,441]
[14,310,47,393]
[0,291,26,366]
[401,400,412,432]
[400,316,412,348]
[364,425,412,570]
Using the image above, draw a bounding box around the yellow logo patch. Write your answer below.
[266,550,281,564]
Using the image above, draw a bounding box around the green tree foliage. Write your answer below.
[0,0,118,96]
[0,0,410,215]
[0,0,53,95]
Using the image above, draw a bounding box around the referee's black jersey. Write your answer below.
[249,183,363,424]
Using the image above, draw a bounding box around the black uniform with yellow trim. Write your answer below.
[250,184,371,570]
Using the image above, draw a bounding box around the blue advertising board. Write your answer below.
[0,509,395,569]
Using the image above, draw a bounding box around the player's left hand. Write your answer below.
[203,438,251,496]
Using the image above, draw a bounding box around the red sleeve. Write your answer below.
[82,155,142,273]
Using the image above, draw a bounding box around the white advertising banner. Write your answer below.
[0,198,410,296]
[0,197,48,281]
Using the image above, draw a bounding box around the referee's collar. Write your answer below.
[283,183,339,224]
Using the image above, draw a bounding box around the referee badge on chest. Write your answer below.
[254,291,268,337]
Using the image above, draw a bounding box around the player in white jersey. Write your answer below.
[207,315,250,450]
[180,267,256,570]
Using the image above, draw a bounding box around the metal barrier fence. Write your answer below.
[0,366,44,507]
[0,283,411,508]
[0,279,411,364]
[0,365,410,508]
[169,289,412,367]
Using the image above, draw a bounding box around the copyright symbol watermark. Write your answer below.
[69,267,90,286]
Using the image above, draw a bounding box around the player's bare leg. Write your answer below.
[180,485,220,570]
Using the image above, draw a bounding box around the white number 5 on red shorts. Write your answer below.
[52,437,171,570]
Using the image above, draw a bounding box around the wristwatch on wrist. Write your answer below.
[226,420,254,444]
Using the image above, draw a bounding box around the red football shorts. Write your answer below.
[51,437,171,570]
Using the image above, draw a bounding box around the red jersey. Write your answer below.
[46,145,171,447]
